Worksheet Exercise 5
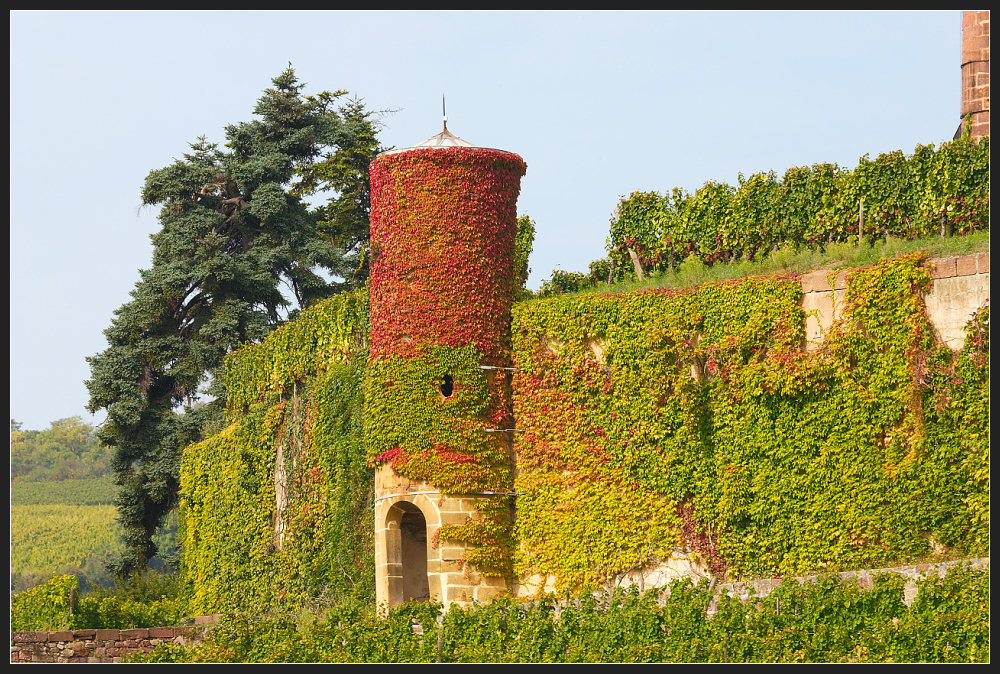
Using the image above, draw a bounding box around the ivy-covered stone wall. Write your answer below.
[178,253,988,612]
[511,253,988,593]
[180,290,372,615]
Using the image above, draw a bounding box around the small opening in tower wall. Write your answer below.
[440,374,454,398]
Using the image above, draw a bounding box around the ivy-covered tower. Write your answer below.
[366,120,527,609]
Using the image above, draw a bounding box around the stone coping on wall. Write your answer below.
[10,615,220,664]
[799,251,989,293]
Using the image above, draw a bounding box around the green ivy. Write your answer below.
[177,250,987,618]
[133,565,989,662]
[512,255,988,587]
[10,573,188,631]
[180,291,373,615]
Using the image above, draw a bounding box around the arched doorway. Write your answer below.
[385,501,430,605]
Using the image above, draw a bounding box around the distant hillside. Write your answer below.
[9,417,178,591]
[10,417,112,482]
[11,476,117,506]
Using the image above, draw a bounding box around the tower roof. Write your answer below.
[379,122,482,157]
[413,126,475,149]
[379,124,520,157]
[380,98,519,157]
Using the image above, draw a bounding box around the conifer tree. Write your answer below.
[86,68,382,576]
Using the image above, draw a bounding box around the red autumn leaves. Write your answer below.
[369,147,527,365]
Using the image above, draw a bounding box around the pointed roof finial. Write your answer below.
[379,96,485,155]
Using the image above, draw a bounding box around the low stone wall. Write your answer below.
[712,556,990,612]
[10,615,220,664]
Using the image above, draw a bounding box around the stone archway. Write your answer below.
[384,500,430,606]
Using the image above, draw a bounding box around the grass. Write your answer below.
[535,231,989,299]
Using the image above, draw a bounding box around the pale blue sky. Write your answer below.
[11,10,964,430]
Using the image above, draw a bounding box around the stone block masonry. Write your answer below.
[10,618,218,664]
[801,252,989,352]
[960,10,990,139]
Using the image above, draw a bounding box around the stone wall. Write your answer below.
[801,251,989,352]
[10,616,219,664]
[712,557,990,612]
[374,465,508,612]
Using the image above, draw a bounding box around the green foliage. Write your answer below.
[587,257,614,284]
[10,417,111,481]
[291,96,385,290]
[72,594,188,631]
[10,574,80,631]
[609,137,989,278]
[865,564,990,661]
[72,570,191,630]
[133,566,989,662]
[365,345,499,489]
[537,269,593,297]
[512,255,988,587]
[85,67,382,577]
[223,287,369,413]
[10,505,120,590]
[11,571,190,631]
[180,291,374,616]
[180,254,986,614]
[514,214,537,295]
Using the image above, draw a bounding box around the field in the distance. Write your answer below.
[11,476,117,506]
[10,502,120,589]
[10,476,180,591]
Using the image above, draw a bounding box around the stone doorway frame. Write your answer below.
[375,491,443,610]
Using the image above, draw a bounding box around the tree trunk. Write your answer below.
[627,247,645,281]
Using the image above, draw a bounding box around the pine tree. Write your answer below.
[86,68,382,576]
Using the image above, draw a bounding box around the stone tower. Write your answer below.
[366,121,527,610]
[959,10,990,139]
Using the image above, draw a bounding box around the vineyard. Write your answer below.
[11,422,135,591]
[10,503,120,590]
[10,475,179,591]
[11,476,117,506]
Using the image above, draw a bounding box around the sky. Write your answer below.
[11,10,966,431]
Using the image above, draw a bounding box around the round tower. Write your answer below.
[366,120,526,610]
[959,10,990,139]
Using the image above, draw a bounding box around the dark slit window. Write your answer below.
[440,374,454,397]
